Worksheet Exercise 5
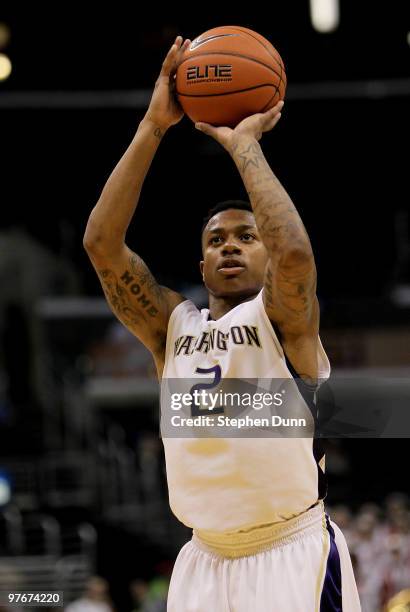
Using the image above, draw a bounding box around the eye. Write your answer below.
[209,236,223,245]
[240,233,255,241]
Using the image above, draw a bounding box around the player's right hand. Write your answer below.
[144,36,191,131]
[195,101,284,151]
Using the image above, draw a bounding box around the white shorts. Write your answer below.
[167,503,361,611]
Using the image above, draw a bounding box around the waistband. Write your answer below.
[192,502,326,559]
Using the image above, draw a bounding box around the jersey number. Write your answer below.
[189,365,224,416]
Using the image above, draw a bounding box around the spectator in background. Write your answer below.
[348,493,410,611]
[129,577,167,612]
[380,493,410,608]
[380,532,410,606]
[351,506,385,612]
[384,492,410,535]
[64,576,115,612]
[129,563,171,612]
[129,579,149,612]
[328,504,354,547]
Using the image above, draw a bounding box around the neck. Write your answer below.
[208,291,258,320]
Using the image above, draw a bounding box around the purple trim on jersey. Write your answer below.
[281,348,328,500]
[320,517,342,611]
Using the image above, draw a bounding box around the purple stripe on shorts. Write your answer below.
[320,516,343,611]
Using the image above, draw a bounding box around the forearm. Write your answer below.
[84,116,166,253]
[230,136,313,259]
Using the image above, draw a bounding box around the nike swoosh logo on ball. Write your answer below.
[189,33,238,50]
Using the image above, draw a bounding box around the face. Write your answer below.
[200,209,269,299]
[86,577,108,600]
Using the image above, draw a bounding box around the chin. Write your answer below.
[212,282,262,299]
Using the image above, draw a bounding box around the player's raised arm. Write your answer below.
[195,104,319,352]
[84,36,190,369]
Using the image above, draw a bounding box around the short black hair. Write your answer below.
[201,200,253,236]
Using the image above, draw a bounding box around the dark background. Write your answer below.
[1,4,409,300]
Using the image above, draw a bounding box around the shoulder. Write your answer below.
[164,296,204,342]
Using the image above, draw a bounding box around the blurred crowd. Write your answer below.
[65,576,116,612]
[62,571,170,612]
[329,493,410,611]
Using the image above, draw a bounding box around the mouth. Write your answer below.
[217,259,245,276]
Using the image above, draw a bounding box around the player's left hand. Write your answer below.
[195,100,284,151]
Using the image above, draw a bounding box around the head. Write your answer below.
[129,579,149,604]
[84,576,109,601]
[200,201,268,299]
[355,510,377,539]
[385,492,409,518]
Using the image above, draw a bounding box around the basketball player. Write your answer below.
[84,36,361,611]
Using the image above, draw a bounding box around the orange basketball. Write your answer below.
[176,26,287,128]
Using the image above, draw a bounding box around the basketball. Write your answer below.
[175,26,287,128]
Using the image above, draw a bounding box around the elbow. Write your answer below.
[83,203,126,259]
[83,212,117,256]
[83,224,124,263]
[83,235,98,255]
[83,230,114,259]
[83,220,101,254]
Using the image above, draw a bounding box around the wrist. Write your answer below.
[229,133,259,156]
[140,114,170,138]
[232,132,258,145]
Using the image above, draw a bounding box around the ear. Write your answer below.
[199,260,204,279]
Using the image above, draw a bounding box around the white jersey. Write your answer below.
[161,290,330,533]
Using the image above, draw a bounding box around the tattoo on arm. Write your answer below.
[264,257,317,326]
[231,141,264,173]
[128,253,165,304]
[98,253,164,330]
[154,127,164,140]
[231,138,311,256]
[264,267,274,310]
[276,264,316,315]
[265,262,314,317]
[98,269,151,331]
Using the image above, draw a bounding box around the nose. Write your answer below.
[222,239,241,256]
